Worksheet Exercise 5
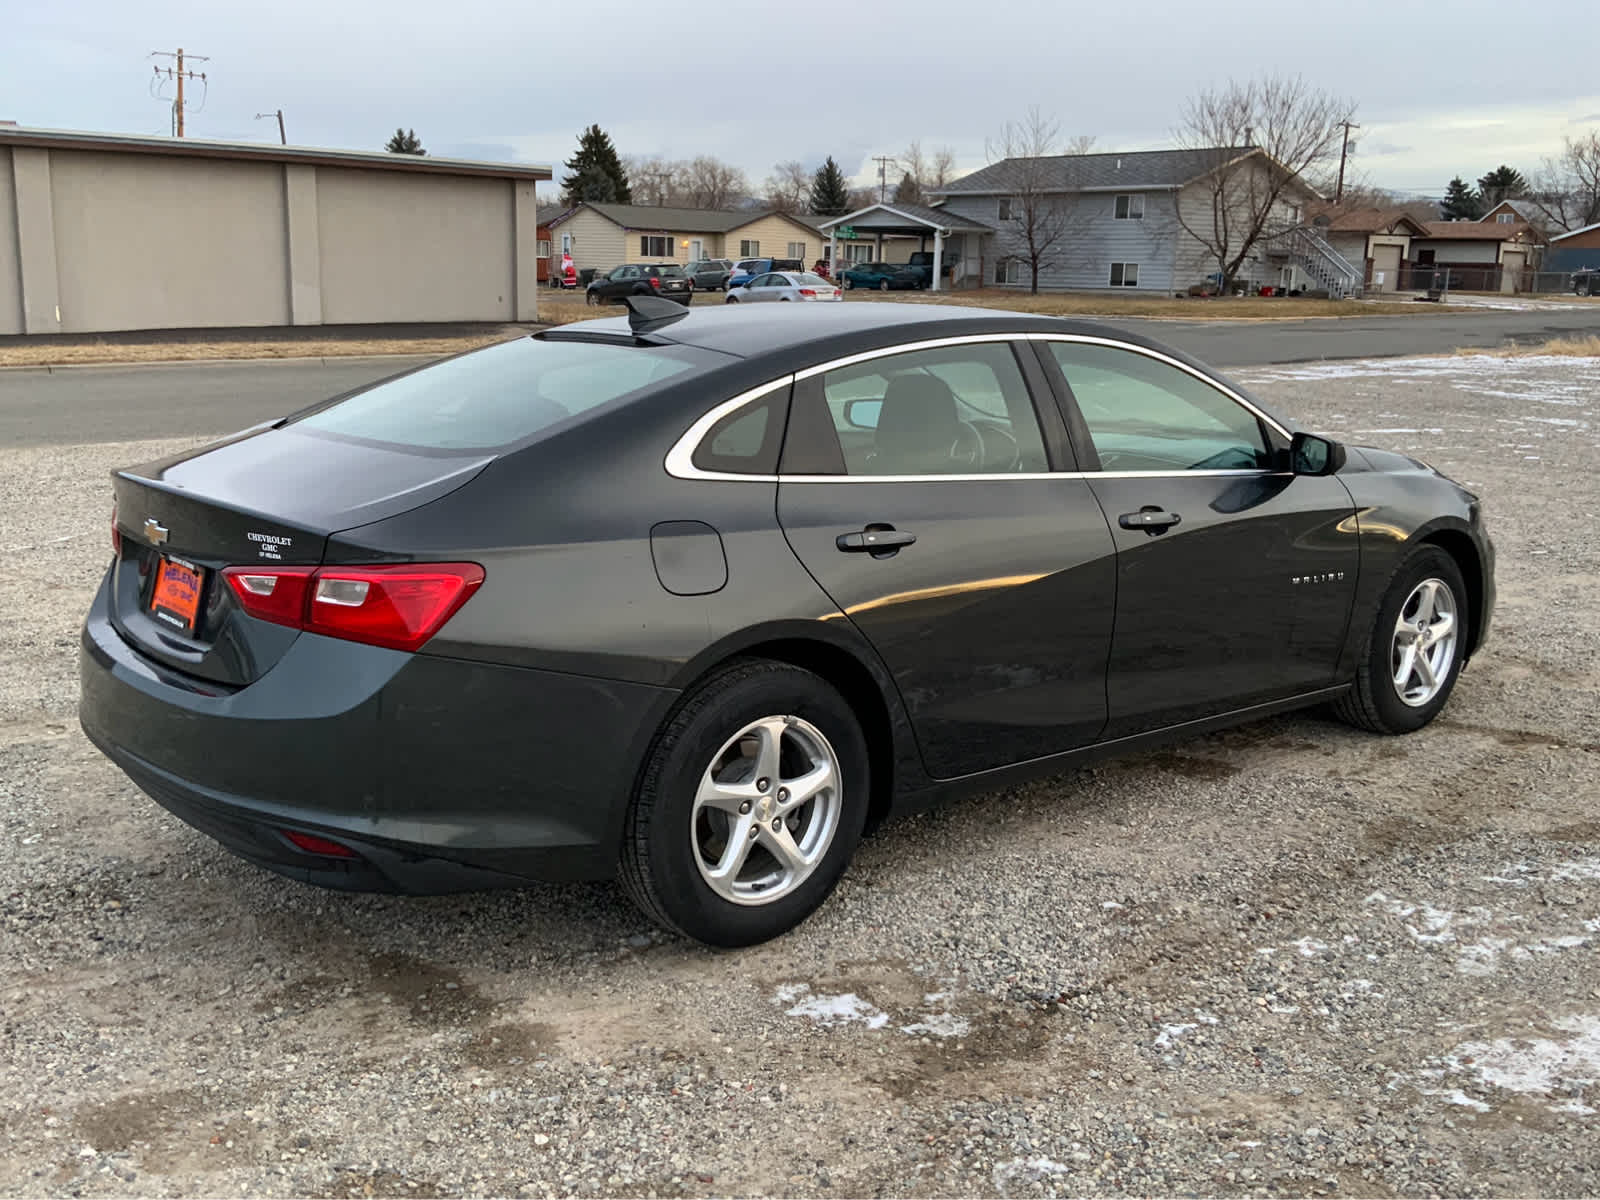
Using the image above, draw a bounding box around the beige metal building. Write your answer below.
[0,126,552,335]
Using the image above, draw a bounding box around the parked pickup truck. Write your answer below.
[901,250,955,288]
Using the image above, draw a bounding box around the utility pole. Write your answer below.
[151,48,209,137]
[255,110,286,144]
[872,155,895,204]
[1335,120,1360,205]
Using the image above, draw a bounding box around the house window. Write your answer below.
[787,241,806,259]
[640,234,673,258]
[537,239,551,258]
[1496,212,1514,224]
[740,239,760,256]
[998,198,1016,221]
[1114,194,1145,220]
[993,257,1021,285]
[560,233,572,254]
[1109,262,1139,287]
[846,243,873,263]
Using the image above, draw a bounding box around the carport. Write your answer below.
[818,203,993,292]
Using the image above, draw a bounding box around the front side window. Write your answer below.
[1114,194,1145,220]
[1109,262,1139,287]
[812,342,1049,476]
[1046,341,1273,473]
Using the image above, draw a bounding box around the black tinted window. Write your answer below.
[655,265,686,278]
[296,338,705,452]
[691,387,790,474]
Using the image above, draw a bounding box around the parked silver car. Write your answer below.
[724,271,842,303]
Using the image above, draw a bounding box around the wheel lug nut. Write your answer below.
[777,788,789,803]
[771,818,781,831]
[738,801,751,814]
[748,825,760,839]
[757,778,770,792]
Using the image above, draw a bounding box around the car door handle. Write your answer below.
[1118,508,1182,533]
[836,527,917,554]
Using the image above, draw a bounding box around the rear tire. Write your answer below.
[879,279,891,292]
[619,659,869,947]
[1333,545,1469,735]
[843,278,854,290]
[586,291,603,307]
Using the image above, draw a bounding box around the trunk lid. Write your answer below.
[109,426,492,686]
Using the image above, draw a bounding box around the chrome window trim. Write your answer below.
[662,332,1290,482]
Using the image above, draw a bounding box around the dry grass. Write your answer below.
[1455,335,1600,358]
[0,286,1480,369]
[0,334,511,369]
[540,286,1471,324]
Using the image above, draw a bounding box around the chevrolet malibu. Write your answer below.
[81,299,1494,946]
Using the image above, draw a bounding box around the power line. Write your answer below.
[872,155,895,203]
[150,48,208,137]
[255,109,285,145]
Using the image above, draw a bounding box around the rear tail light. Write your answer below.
[799,288,816,297]
[223,562,484,652]
[649,276,661,289]
[111,504,121,555]
[281,830,358,858]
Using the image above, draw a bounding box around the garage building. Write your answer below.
[0,125,552,335]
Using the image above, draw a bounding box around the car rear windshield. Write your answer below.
[292,337,707,452]
[653,265,686,277]
[794,273,829,286]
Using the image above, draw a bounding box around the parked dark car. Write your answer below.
[686,259,734,291]
[842,261,923,291]
[82,298,1494,947]
[586,263,692,306]
[727,257,804,289]
[901,250,954,288]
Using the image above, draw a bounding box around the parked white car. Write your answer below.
[724,271,842,303]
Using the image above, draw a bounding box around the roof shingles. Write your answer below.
[935,146,1258,195]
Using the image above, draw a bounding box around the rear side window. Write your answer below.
[295,337,704,452]
[690,386,789,474]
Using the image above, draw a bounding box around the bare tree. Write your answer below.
[1528,131,1600,233]
[846,186,878,212]
[1063,134,1097,155]
[763,160,811,213]
[624,154,681,206]
[1173,75,1354,288]
[895,140,961,202]
[986,106,1070,294]
[678,156,750,209]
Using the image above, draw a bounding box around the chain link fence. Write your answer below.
[1393,264,1595,297]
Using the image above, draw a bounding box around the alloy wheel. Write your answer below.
[1391,577,1458,707]
[690,715,841,906]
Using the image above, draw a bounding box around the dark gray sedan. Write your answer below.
[81,299,1494,946]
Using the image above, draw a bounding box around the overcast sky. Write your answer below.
[6,0,1597,200]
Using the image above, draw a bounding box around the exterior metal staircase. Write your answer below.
[1285,226,1364,298]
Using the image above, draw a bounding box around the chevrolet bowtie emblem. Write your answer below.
[143,518,169,546]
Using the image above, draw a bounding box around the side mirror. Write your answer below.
[844,399,882,430]
[1291,431,1346,476]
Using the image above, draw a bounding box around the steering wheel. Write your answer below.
[950,420,986,470]
[980,423,1020,471]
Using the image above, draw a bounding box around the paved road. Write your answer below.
[2,308,1595,447]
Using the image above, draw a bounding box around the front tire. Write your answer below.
[1333,545,1469,735]
[879,279,891,292]
[843,278,854,290]
[620,660,869,947]
[586,291,603,307]
[725,294,740,303]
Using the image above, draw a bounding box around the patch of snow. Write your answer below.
[1155,1023,1198,1049]
[993,1157,1073,1193]
[1101,900,1125,910]
[1292,937,1330,957]
[901,1012,971,1038]
[1420,1087,1491,1112]
[1437,1014,1600,1111]
[775,985,889,1029]
[1550,1100,1597,1115]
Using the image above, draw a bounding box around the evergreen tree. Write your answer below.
[809,156,852,216]
[561,125,632,206]
[1476,164,1529,209]
[384,128,425,156]
[892,171,922,205]
[1439,176,1480,221]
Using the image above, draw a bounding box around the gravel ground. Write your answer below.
[1,353,1597,1198]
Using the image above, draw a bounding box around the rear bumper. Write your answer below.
[80,573,678,892]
